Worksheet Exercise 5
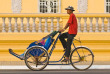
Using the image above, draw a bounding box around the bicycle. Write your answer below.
[24,31,94,71]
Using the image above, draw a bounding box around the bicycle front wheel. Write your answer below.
[70,47,94,70]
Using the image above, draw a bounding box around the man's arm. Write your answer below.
[63,23,69,30]
[59,23,69,32]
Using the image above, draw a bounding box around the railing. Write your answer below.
[0,14,110,33]
[0,14,62,33]
[76,14,110,32]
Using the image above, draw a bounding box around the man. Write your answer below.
[59,6,77,62]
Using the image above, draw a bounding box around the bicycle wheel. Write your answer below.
[24,46,49,71]
[70,46,94,70]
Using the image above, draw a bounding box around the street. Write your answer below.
[0,69,110,74]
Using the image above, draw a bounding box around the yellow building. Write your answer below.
[0,0,110,64]
[0,0,108,13]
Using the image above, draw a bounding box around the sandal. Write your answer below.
[61,58,69,62]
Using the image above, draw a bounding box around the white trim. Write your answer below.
[104,0,106,13]
[59,0,61,13]
[38,0,40,13]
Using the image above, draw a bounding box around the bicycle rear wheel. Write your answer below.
[70,47,94,70]
[24,46,49,71]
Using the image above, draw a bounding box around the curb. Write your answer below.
[1,65,110,70]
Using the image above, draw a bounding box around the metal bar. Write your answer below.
[49,33,61,57]
[48,64,71,65]
[49,53,65,62]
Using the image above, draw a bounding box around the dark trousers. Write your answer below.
[59,32,76,57]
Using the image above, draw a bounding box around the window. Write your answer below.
[106,0,110,13]
[39,0,61,13]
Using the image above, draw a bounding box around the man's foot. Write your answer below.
[61,58,69,62]
[9,49,24,60]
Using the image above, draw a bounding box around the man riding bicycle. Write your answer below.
[9,6,77,63]
[59,6,77,62]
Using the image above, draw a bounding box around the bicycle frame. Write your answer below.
[48,32,81,65]
[24,32,94,71]
[48,33,62,57]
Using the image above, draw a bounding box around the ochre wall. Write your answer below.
[0,0,106,13]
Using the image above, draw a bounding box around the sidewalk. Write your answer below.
[1,65,110,70]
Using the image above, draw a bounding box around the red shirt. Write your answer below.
[67,13,77,34]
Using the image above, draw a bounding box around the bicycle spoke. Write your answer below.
[72,61,80,64]
[28,54,36,61]
[72,56,79,57]
[25,47,49,71]
[84,54,92,57]
[70,47,94,70]
[72,59,79,60]
[82,48,85,57]
[27,61,36,64]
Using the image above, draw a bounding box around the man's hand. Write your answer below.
[59,29,65,33]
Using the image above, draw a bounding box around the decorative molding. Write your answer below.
[12,0,22,13]
[78,0,88,13]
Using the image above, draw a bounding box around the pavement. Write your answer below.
[0,69,110,74]
[1,65,110,70]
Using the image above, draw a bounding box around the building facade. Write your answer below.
[0,0,110,62]
[0,0,108,13]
